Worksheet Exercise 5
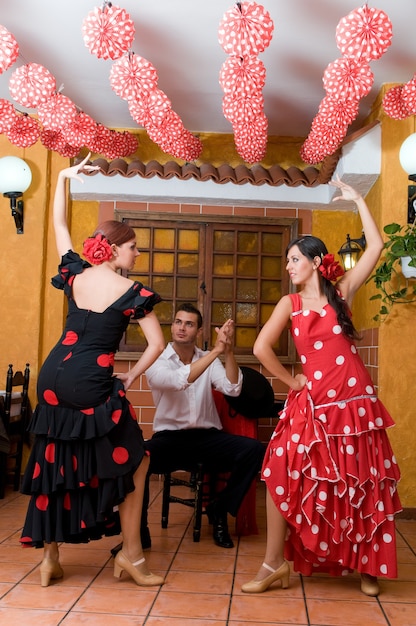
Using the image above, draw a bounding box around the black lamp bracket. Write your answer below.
[3,191,24,234]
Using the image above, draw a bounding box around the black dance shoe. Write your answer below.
[206,502,234,549]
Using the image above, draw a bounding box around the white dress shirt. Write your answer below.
[145,342,242,432]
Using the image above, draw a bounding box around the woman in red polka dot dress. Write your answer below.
[20,155,165,588]
[242,177,401,597]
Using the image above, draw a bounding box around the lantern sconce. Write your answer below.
[338,232,366,271]
[0,156,32,234]
[399,133,416,224]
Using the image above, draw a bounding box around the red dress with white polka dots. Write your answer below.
[20,251,161,547]
[262,293,401,578]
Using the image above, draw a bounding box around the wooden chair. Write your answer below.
[0,363,30,497]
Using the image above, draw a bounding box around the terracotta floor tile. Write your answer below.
[302,575,373,601]
[376,580,416,602]
[306,598,389,626]
[170,551,236,572]
[396,546,416,564]
[24,564,102,587]
[164,570,233,594]
[382,602,416,626]
[60,612,146,625]
[151,590,230,620]
[0,561,36,583]
[146,618,226,626]
[229,594,307,623]
[0,607,67,625]
[0,583,84,610]
[72,586,159,615]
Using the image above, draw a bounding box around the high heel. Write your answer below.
[114,550,164,586]
[39,558,64,587]
[360,573,380,597]
[241,560,290,593]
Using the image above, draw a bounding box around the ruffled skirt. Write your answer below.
[263,387,402,578]
[20,379,146,547]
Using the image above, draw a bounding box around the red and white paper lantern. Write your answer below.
[61,111,97,147]
[318,94,359,128]
[9,63,56,108]
[82,4,135,61]
[219,56,266,96]
[382,86,411,120]
[110,53,158,100]
[0,25,19,74]
[0,98,17,133]
[6,114,41,148]
[128,88,172,128]
[218,2,274,57]
[336,5,393,61]
[323,57,374,100]
[37,93,77,131]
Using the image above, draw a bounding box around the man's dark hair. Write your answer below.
[175,302,203,329]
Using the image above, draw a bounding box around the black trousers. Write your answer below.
[141,428,265,527]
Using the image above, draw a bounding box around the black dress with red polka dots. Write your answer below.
[20,251,161,547]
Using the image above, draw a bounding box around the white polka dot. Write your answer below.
[383,533,393,543]
[294,328,300,336]
[314,341,323,350]
[368,421,375,429]
[314,370,323,380]
[297,444,305,454]
[291,433,300,443]
[291,470,300,480]
[365,385,374,394]
[275,447,284,457]
[318,490,327,501]
[318,412,327,423]
[377,501,385,511]
[332,325,342,334]
[303,310,310,317]
[301,354,307,364]
[349,487,355,498]
[347,377,357,387]
[353,544,358,553]
[320,541,328,551]
[280,502,289,511]
[371,396,377,403]
[380,564,388,575]
[355,533,362,542]
[361,555,368,564]
[336,355,345,365]
[358,407,366,417]
[351,345,357,354]
[275,486,285,495]
[311,524,319,534]
[320,309,327,317]
[343,425,351,434]
[263,468,271,477]
[370,466,377,476]
[346,445,355,455]
[384,459,391,469]
[338,402,346,409]
[375,417,384,427]
[296,514,302,524]
[340,519,348,529]
[373,543,379,552]
[327,389,336,398]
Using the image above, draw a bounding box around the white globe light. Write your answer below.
[0,156,32,194]
[399,133,416,175]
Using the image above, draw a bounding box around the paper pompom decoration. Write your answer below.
[382,86,411,120]
[0,25,19,74]
[110,53,158,100]
[82,4,135,60]
[218,1,274,57]
[323,57,374,100]
[9,63,56,108]
[6,114,41,148]
[336,5,393,61]
[0,98,17,133]
[37,93,77,130]
[219,56,266,96]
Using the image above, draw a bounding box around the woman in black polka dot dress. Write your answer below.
[20,155,165,588]
[242,178,401,598]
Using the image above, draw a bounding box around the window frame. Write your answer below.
[116,211,298,363]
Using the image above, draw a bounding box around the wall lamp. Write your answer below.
[338,232,366,271]
[0,156,32,234]
[399,133,416,224]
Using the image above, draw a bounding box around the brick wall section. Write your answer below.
[108,199,377,447]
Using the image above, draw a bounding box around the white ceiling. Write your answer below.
[0,0,414,138]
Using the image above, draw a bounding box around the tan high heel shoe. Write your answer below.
[114,550,164,586]
[241,560,290,593]
[39,558,64,587]
[360,573,380,596]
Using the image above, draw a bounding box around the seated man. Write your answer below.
[142,302,265,549]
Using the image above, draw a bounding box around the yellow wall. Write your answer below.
[0,96,414,507]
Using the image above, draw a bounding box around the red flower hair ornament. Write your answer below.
[82,234,113,265]
[318,254,345,282]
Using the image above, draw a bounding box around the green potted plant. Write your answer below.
[368,219,416,321]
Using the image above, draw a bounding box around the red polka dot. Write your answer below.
[20,535,33,543]
[123,308,134,316]
[64,493,71,510]
[72,455,78,471]
[43,389,59,405]
[60,465,64,477]
[90,475,99,488]
[62,330,78,345]
[81,407,94,415]
[36,494,49,511]
[129,405,137,420]
[45,443,55,463]
[79,481,86,487]
[97,353,111,367]
[63,351,72,361]
[32,462,41,479]
[80,520,86,529]
[112,409,122,424]
[118,389,126,398]
[112,446,129,465]
[140,287,152,297]
[68,275,74,286]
